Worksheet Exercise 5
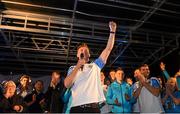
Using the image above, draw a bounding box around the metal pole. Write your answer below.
[65,0,78,71]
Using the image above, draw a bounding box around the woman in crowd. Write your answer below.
[16,75,33,98]
[162,77,180,112]
[0,80,26,112]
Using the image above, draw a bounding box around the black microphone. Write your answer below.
[80,53,84,71]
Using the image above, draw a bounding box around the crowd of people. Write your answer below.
[0,21,180,113]
[0,71,65,113]
[0,63,179,113]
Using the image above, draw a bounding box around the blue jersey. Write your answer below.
[163,91,180,113]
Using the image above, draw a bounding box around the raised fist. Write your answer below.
[109,21,117,32]
[160,62,165,71]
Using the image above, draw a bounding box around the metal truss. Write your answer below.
[0,8,179,75]
[132,0,166,30]
[0,29,29,74]
[107,33,179,71]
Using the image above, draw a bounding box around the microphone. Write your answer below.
[80,53,84,71]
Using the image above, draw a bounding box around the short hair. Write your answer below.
[52,70,60,75]
[116,67,124,72]
[3,80,16,93]
[20,75,31,82]
[140,64,149,68]
[77,43,89,51]
[115,67,125,76]
[109,69,115,72]
[35,80,44,85]
[167,77,176,84]
[126,77,132,80]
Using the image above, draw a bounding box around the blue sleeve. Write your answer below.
[129,86,136,104]
[162,70,170,80]
[63,89,71,103]
[106,85,115,105]
[151,78,160,88]
[94,57,105,69]
[174,91,180,99]
[132,82,138,92]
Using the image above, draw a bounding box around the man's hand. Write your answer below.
[32,94,36,103]
[114,98,121,106]
[125,93,130,101]
[175,71,180,78]
[13,105,23,112]
[39,98,45,105]
[135,69,145,84]
[64,55,86,88]
[13,105,20,111]
[109,21,117,32]
[160,62,166,71]
[134,69,140,78]
[76,59,86,70]
[139,75,146,85]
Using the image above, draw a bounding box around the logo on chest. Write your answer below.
[83,64,93,71]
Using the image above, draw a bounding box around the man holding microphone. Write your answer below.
[64,21,117,113]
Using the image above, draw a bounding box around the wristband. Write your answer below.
[110,31,115,34]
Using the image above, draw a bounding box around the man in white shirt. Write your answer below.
[133,64,164,113]
[64,21,117,113]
